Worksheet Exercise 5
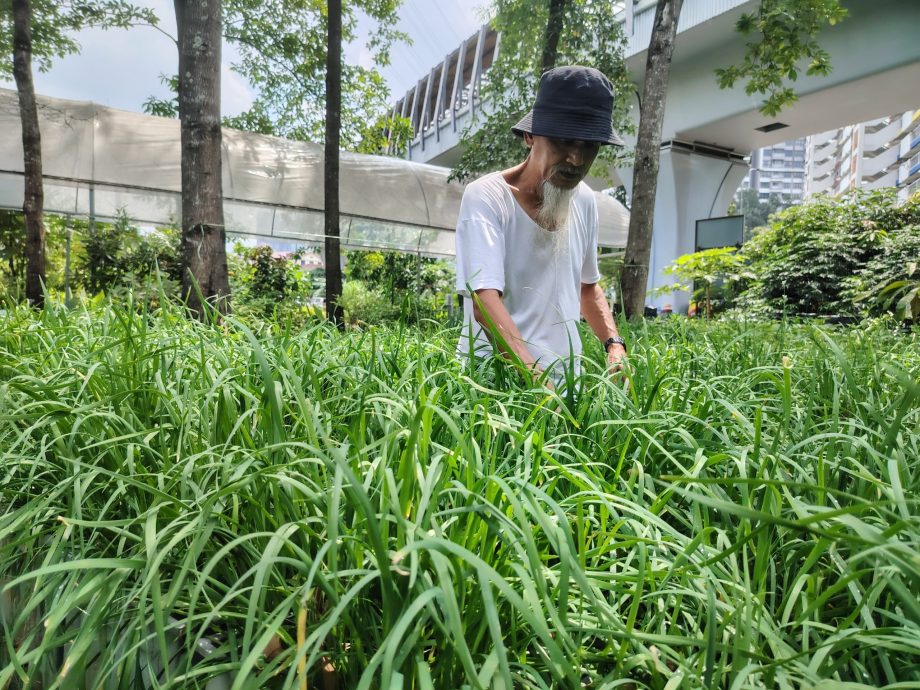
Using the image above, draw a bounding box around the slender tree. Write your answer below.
[10,0,44,306]
[620,0,683,318]
[1,0,158,306]
[324,0,343,325]
[540,0,567,72]
[174,0,230,315]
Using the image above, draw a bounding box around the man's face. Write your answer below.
[525,134,601,190]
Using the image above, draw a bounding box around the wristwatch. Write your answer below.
[604,336,626,352]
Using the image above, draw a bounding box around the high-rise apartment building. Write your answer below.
[805,110,920,200]
[740,139,808,203]
[896,110,920,202]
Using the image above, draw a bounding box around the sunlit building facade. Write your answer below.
[740,139,808,203]
[805,110,920,200]
[896,110,920,201]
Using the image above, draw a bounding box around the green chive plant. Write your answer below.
[0,302,917,689]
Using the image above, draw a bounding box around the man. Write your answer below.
[455,65,627,386]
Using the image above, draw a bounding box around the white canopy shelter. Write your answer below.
[0,88,629,256]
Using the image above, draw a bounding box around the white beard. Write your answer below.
[536,180,575,232]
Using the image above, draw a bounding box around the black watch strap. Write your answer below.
[604,336,626,352]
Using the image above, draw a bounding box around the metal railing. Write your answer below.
[390,0,753,157]
[387,25,499,155]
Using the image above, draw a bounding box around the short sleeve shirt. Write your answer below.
[455,172,601,373]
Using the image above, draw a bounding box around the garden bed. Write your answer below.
[1,304,918,688]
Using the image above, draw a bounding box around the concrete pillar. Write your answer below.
[621,144,748,314]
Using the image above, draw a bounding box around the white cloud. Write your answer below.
[2,1,177,112]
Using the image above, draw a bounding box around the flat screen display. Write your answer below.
[696,215,743,251]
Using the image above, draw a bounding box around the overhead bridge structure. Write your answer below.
[0,88,629,257]
[392,0,920,310]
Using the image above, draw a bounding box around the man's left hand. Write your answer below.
[607,344,627,375]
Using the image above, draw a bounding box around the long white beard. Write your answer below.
[536,180,575,232]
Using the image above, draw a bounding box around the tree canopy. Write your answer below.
[142,0,408,153]
[715,0,848,116]
[1,0,158,307]
[450,0,633,183]
[730,188,792,235]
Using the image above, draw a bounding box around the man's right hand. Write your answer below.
[473,289,543,382]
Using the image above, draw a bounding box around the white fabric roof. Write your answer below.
[0,88,628,255]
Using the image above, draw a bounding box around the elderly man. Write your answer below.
[455,65,627,385]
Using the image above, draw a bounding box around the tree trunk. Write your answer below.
[324,0,344,326]
[175,0,230,317]
[12,0,45,308]
[541,0,568,72]
[620,0,683,319]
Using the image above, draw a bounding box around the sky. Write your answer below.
[0,0,486,118]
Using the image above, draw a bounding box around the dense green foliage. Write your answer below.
[81,211,182,297]
[662,191,920,319]
[0,210,182,304]
[0,211,455,326]
[846,223,920,321]
[344,249,452,294]
[228,244,317,322]
[739,190,920,317]
[338,249,455,326]
[1,304,918,688]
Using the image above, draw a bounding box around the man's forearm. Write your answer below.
[472,289,540,371]
[580,283,620,342]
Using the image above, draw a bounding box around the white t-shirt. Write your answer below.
[455,171,601,374]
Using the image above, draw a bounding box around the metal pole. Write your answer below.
[88,186,96,237]
[451,39,468,132]
[469,26,487,119]
[63,217,72,307]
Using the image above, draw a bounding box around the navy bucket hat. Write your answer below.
[512,65,624,146]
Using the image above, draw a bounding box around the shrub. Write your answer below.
[847,222,920,321]
[0,211,182,305]
[343,249,455,325]
[122,224,183,282]
[0,211,83,301]
[81,210,139,294]
[337,279,399,325]
[105,224,183,308]
[345,249,454,294]
[229,244,314,320]
[659,246,752,317]
[739,189,920,315]
[0,211,25,300]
